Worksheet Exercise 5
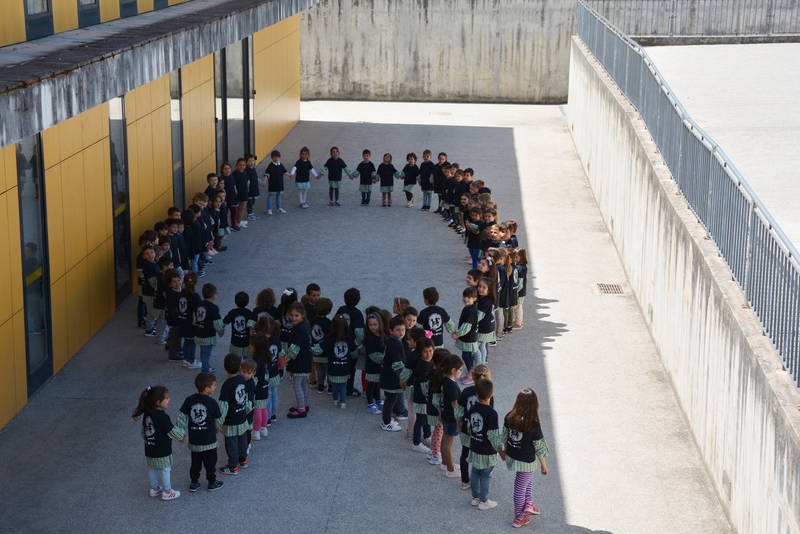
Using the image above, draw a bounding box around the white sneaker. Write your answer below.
[411,443,430,453]
[161,489,180,501]
[267,209,273,215]
[407,201,413,208]
[277,208,287,214]
[186,361,202,370]
[149,486,163,497]
[381,421,402,432]
[333,400,340,407]
[252,430,261,441]
[239,220,248,228]
[260,427,268,437]
[478,499,497,510]
[471,497,480,506]
[340,402,346,409]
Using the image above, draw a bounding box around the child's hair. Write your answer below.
[467,268,483,282]
[455,169,464,178]
[188,204,201,215]
[515,248,528,265]
[330,146,339,155]
[254,315,271,335]
[180,210,195,226]
[480,257,498,284]
[383,153,392,162]
[220,162,231,174]
[506,388,540,431]
[365,312,386,345]
[306,283,320,294]
[138,234,150,247]
[451,162,460,170]
[343,287,360,306]
[362,149,371,156]
[164,269,181,287]
[245,153,255,161]
[236,158,246,166]
[154,221,168,233]
[132,385,169,419]
[402,306,419,318]
[478,193,493,205]
[479,277,497,304]
[470,363,491,382]
[183,271,198,294]
[153,246,164,260]
[438,152,447,159]
[431,353,463,391]
[503,220,518,233]
[271,150,281,158]
[388,315,405,331]
[235,291,249,308]
[288,301,306,318]
[497,222,509,235]
[442,163,452,171]
[423,149,432,157]
[479,187,491,195]
[168,207,181,217]
[158,236,171,247]
[240,358,258,373]
[474,378,494,401]
[195,372,216,392]
[488,247,511,271]
[472,180,485,190]
[194,192,209,203]
[427,348,451,380]
[408,327,425,342]
[378,309,393,333]
[406,152,417,161]
[314,297,333,317]
[300,146,310,156]
[144,229,158,242]
[224,353,242,374]
[207,172,218,182]
[251,333,272,370]
[393,297,410,315]
[158,256,174,269]
[469,206,483,217]
[416,337,434,354]
[256,288,276,310]
[463,286,478,300]
[280,287,299,316]
[422,287,439,305]
[201,283,217,300]
[329,314,351,342]
[463,167,474,177]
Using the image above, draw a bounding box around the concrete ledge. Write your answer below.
[0,0,319,149]
[567,35,800,533]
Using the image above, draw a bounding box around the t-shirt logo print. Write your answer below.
[466,394,478,413]
[334,341,349,360]
[341,313,351,326]
[144,417,155,437]
[282,316,293,328]
[470,412,484,434]
[196,307,207,323]
[234,316,246,333]
[235,384,246,405]
[179,297,188,314]
[269,344,279,363]
[509,429,523,444]
[311,324,325,342]
[428,313,443,332]
[190,403,207,425]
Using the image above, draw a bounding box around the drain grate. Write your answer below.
[597,283,625,295]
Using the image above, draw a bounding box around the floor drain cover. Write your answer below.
[597,283,624,295]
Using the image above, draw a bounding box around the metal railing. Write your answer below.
[576,0,800,386]
[584,0,800,37]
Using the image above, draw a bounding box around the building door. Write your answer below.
[16,134,53,396]
[120,0,137,18]
[24,0,55,40]
[109,97,133,307]
[215,39,254,168]
[78,0,101,28]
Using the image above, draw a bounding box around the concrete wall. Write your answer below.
[300,0,576,103]
[567,35,800,534]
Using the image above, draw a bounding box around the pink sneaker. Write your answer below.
[524,503,539,515]
[512,516,531,528]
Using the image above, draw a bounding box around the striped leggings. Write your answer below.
[514,471,534,519]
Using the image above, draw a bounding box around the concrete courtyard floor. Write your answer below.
[0,101,731,533]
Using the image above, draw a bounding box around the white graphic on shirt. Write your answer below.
[428,313,443,332]
[470,412,484,434]
[465,394,478,413]
[190,403,207,425]
[269,344,280,364]
[512,270,519,284]
[334,341,349,360]
[341,313,351,326]
[235,384,246,405]
[311,324,325,342]
[508,429,523,444]
[196,307,207,323]
[179,297,188,314]
[233,316,246,333]
[256,310,267,319]
[144,416,155,437]
[282,315,293,328]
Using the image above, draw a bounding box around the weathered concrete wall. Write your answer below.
[299,0,576,103]
[567,35,800,534]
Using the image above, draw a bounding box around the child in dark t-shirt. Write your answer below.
[223,291,256,360]
[218,354,249,475]
[176,372,224,492]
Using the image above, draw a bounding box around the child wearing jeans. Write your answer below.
[262,150,289,215]
[193,283,225,373]
[467,378,503,510]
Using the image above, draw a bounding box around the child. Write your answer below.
[181,209,203,276]
[176,372,224,492]
[245,153,260,221]
[211,192,229,252]
[452,287,479,383]
[401,327,426,439]
[379,316,406,431]
[455,364,492,490]
[425,349,450,465]
[138,245,159,335]
[231,159,250,228]
[310,297,333,393]
[218,353,249,475]
[512,249,529,329]
[418,149,435,210]
[153,256,174,345]
[376,153,398,207]
[164,269,184,362]
[314,315,356,408]
[502,220,520,248]
[437,353,464,477]
[335,288,365,397]
[411,337,435,452]
[279,287,300,352]
[487,248,509,340]
[250,333,272,440]
[392,297,411,317]
[204,172,219,199]
[501,388,549,527]
[465,207,486,269]
[466,269,483,288]
[132,385,184,500]
[241,358,257,447]
[440,164,455,221]
[354,149,377,206]
[319,146,353,206]
[193,283,225,373]
[285,302,313,418]
[179,272,202,369]
[288,146,317,209]
[401,152,420,208]
[223,291,256,360]
[433,152,448,213]
[219,162,240,231]
[363,312,385,414]
[304,283,322,319]
[505,252,520,335]
[252,288,280,321]
[417,287,456,349]
[265,318,284,422]
[262,150,289,215]
[476,278,497,364]
[466,378,503,510]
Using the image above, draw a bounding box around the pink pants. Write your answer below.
[431,424,443,458]
[253,408,269,431]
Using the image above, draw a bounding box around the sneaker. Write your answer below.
[445,469,461,478]
[287,409,307,419]
[182,360,190,367]
[197,271,205,278]
[393,414,408,421]
[248,213,257,220]
[156,339,167,346]
[230,226,240,232]
[187,361,202,370]
[260,427,268,437]
[429,455,442,465]
[207,367,216,373]
[460,377,474,386]
[512,516,531,528]
[411,443,430,454]
[189,482,201,492]
[239,221,248,228]
[207,480,224,492]
[366,403,380,414]
[138,322,146,329]
[267,209,273,215]
[513,325,524,330]
[340,403,346,409]
[488,341,497,347]
[406,201,413,208]
[376,399,384,409]
[347,390,362,398]
[149,486,163,497]
[219,466,238,476]
[328,385,333,395]
[334,201,341,206]
[238,460,248,469]
[387,202,392,207]
[330,200,335,206]
[252,430,261,441]
[333,400,340,407]
[277,208,287,213]
[301,203,309,209]
[270,414,277,421]
[317,385,326,394]
[471,497,480,507]
[478,499,497,510]
[421,437,432,448]
[288,406,310,413]
[460,482,471,490]
[523,503,540,516]
[168,355,183,362]
[203,259,214,265]
[381,421,402,432]
[144,329,156,337]
[161,488,181,501]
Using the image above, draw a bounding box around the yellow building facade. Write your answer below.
[0,8,301,428]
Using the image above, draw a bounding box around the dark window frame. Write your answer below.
[24,0,54,40]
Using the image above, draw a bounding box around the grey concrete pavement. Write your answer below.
[0,102,730,533]
[646,43,800,250]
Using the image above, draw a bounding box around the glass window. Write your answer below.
[169,70,185,208]
[16,134,52,395]
[214,50,226,168]
[25,0,49,14]
[225,41,245,161]
[247,38,255,157]
[78,0,96,5]
[109,97,133,306]
[214,40,254,168]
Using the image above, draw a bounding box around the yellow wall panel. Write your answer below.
[151,106,170,197]
[135,115,155,212]
[0,1,25,48]
[129,213,140,290]
[82,106,105,149]
[0,319,19,428]
[0,194,13,325]
[60,154,88,271]
[138,0,154,14]
[45,165,66,282]
[50,277,69,374]
[7,189,23,315]
[99,0,120,23]
[59,115,83,163]
[12,312,26,410]
[127,125,140,217]
[65,258,90,354]
[154,190,172,223]
[52,0,79,34]
[102,139,113,239]
[42,125,61,171]
[87,241,111,334]
[1,145,13,194]
[126,87,139,124]
[136,81,153,117]
[83,142,109,252]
